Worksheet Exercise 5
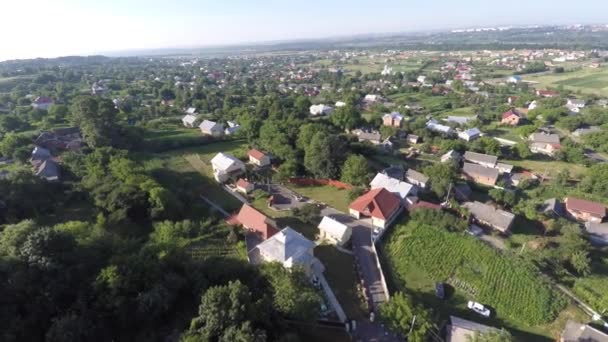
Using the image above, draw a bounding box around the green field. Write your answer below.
[382,221,570,340]
[286,184,351,213]
[527,66,608,97]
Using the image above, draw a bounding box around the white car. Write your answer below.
[467,301,491,317]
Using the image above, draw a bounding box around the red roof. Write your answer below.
[502,109,520,120]
[410,201,442,211]
[34,96,53,104]
[349,188,400,220]
[235,204,278,239]
[565,197,606,217]
[537,90,558,97]
[248,149,266,161]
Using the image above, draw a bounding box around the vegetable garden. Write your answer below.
[384,222,566,325]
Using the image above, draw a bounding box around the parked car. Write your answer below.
[435,282,445,299]
[467,301,491,317]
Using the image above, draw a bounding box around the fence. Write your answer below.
[288,178,353,190]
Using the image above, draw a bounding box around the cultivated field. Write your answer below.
[382,221,569,340]
[526,66,608,97]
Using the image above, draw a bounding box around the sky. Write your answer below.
[1,0,607,61]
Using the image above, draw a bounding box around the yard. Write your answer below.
[285,184,351,213]
[501,158,588,179]
[380,220,582,341]
[138,139,249,213]
[315,245,367,320]
[526,65,608,97]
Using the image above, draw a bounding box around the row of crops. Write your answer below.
[385,222,566,325]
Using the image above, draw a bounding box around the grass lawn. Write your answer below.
[276,216,319,241]
[286,185,351,213]
[315,245,367,320]
[138,140,249,213]
[527,66,608,97]
[501,158,587,178]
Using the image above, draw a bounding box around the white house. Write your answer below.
[31,97,54,111]
[335,101,346,108]
[426,119,454,135]
[254,227,316,271]
[225,121,240,135]
[567,99,586,108]
[236,178,254,194]
[318,216,352,246]
[309,104,334,116]
[364,94,382,103]
[528,100,538,110]
[182,114,198,127]
[370,172,416,201]
[405,169,429,189]
[417,75,427,84]
[248,149,270,167]
[458,128,482,142]
[199,120,224,137]
[210,152,246,183]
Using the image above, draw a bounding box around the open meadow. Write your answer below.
[526,65,608,97]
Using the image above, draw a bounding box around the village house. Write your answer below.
[405,169,429,189]
[199,120,224,137]
[253,227,317,272]
[584,222,608,245]
[572,126,601,137]
[441,150,462,164]
[34,127,82,152]
[566,98,586,109]
[529,133,561,156]
[185,107,197,115]
[35,160,60,182]
[458,128,482,142]
[501,109,523,126]
[444,115,477,125]
[349,188,402,229]
[464,201,515,234]
[406,134,420,144]
[210,152,246,183]
[382,112,404,128]
[462,163,499,186]
[370,172,416,201]
[446,316,498,342]
[382,165,405,180]
[248,149,270,167]
[225,121,241,135]
[353,129,382,145]
[364,94,383,103]
[309,104,334,116]
[560,320,608,342]
[31,96,54,111]
[463,151,498,168]
[318,216,352,246]
[564,197,606,223]
[234,204,278,240]
[426,119,454,135]
[235,178,254,194]
[495,162,514,175]
[181,114,198,127]
[536,90,559,98]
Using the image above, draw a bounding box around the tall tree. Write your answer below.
[341,154,369,186]
[70,96,120,148]
[378,292,433,342]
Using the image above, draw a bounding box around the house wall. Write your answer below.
[371,217,387,229]
[250,155,270,167]
[567,209,603,223]
[463,172,496,186]
[349,208,361,219]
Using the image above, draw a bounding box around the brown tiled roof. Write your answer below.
[235,204,278,239]
[565,197,606,217]
[248,149,266,160]
[349,188,400,220]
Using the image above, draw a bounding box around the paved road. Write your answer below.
[321,208,389,310]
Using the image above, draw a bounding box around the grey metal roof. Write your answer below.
[462,163,499,180]
[463,201,515,233]
[406,169,429,183]
[529,133,560,144]
[463,151,498,166]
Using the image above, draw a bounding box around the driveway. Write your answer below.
[321,208,389,310]
[266,184,307,211]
